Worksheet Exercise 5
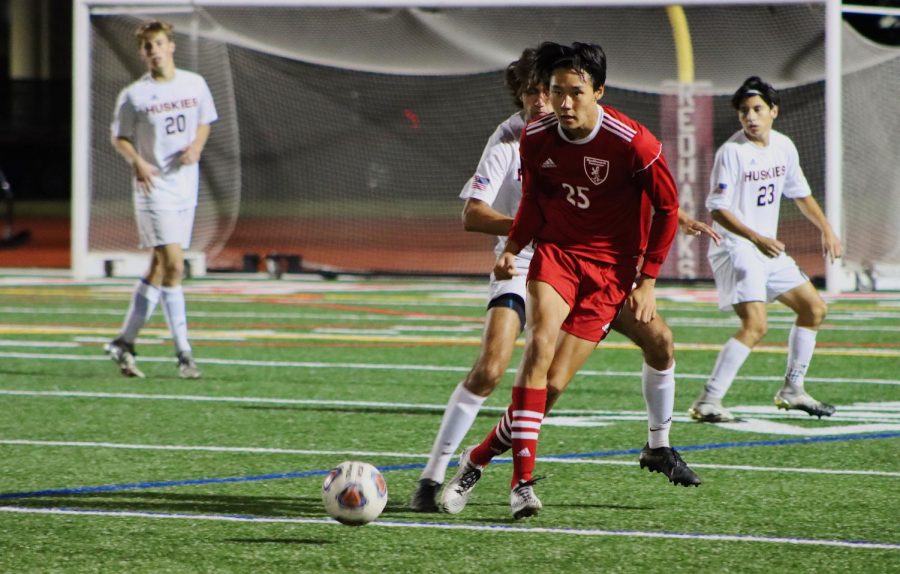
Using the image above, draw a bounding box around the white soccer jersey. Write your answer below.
[706,129,811,256]
[112,69,218,211]
[458,112,534,262]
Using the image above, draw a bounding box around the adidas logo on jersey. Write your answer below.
[517,447,533,458]
[541,158,557,169]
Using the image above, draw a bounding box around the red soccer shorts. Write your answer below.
[527,242,635,343]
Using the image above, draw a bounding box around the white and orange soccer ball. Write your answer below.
[321,461,388,526]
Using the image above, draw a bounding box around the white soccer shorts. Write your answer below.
[487,254,530,303]
[709,245,808,311]
[136,207,195,249]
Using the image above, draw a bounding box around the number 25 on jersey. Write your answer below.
[563,183,590,209]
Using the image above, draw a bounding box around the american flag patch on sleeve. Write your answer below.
[471,175,490,191]
[714,182,727,193]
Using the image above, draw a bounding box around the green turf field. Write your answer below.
[0,273,898,572]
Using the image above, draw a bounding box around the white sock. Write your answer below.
[702,338,752,401]
[119,279,160,344]
[419,382,487,484]
[160,286,191,355]
[642,362,674,449]
[784,325,817,393]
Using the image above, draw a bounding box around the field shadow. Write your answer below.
[9,491,327,518]
[223,538,333,545]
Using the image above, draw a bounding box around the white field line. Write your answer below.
[2,328,898,356]
[2,439,899,478]
[3,305,900,331]
[4,389,900,423]
[0,339,80,348]
[0,506,897,550]
[0,350,898,385]
[0,306,480,323]
[6,389,900,429]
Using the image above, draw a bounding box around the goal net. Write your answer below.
[73,1,900,288]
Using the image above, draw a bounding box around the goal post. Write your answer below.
[72,0,900,291]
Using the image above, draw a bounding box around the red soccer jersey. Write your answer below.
[509,105,679,278]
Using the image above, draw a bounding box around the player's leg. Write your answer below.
[443,280,568,516]
[690,300,766,422]
[507,328,594,519]
[507,280,570,483]
[415,296,522,512]
[610,308,700,485]
[106,211,166,378]
[692,247,769,422]
[610,308,674,447]
[773,280,834,417]
[155,208,200,379]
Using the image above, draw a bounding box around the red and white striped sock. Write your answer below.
[510,386,546,487]
[470,405,514,467]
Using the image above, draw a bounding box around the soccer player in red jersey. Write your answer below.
[412,48,715,515]
[457,42,691,519]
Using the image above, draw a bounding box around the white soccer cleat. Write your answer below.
[688,400,739,423]
[510,479,542,520]
[439,447,483,515]
[774,387,835,418]
[177,352,202,380]
[105,339,145,379]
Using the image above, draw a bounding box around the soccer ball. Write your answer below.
[321,461,388,526]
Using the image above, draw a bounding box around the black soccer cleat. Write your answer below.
[639,443,702,487]
[409,479,441,513]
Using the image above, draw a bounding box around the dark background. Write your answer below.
[0,0,896,204]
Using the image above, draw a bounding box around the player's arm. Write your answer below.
[631,145,679,323]
[793,195,842,263]
[179,123,211,166]
[635,145,679,278]
[462,199,514,236]
[497,150,541,280]
[677,208,721,245]
[507,147,543,248]
[111,136,159,194]
[710,208,784,258]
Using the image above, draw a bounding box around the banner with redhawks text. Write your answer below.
[659,81,715,280]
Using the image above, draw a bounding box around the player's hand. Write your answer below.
[493,252,519,281]
[132,159,159,195]
[680,217,722,245]
[179,145,202,166]
[823,230,843,264]
[753,235,785,258]
[627,276,657,324]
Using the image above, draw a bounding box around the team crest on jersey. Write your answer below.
[584,157,609,185]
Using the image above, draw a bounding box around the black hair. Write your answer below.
[532,42,607,91]
[731,76,780,110]
[504,48,539,109]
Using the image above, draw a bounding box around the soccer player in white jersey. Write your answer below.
[688,76,842,423]
[410,47,718,513]
[105,21,217,380]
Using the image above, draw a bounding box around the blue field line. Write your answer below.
[2,432,898,501]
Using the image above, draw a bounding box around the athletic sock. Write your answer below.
[510,386,546,488]
[642,361,674,449]
[160,286,191,355]
[470,404,514,467]
[701,337,752,401]
[784,325,817,393]
[119,279,160,344]
[419,382,488,484]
